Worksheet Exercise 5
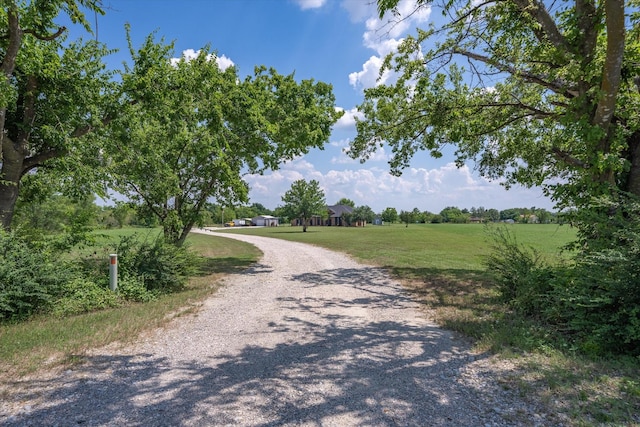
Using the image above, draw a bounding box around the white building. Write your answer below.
[252,215,279,227]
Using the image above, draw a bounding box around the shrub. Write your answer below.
[0,231,75,320]
[114,235,199,293]
[116,274,157,303]
[485,226,554,316]
[51,278,120,317]
[486,194,640,356]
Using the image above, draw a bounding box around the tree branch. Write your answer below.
[453,48,578,98]
[551,147,588,168]
[21,149,63,176]
[23,26,66,41]
[511,0,571,53]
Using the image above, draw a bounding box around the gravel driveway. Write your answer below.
[1,229,557,426]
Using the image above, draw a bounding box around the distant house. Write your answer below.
[252,215,279,227]
[327,204,353,226]
[469,217,484,224]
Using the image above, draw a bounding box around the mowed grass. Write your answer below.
[0,230,262,377]
[222,222,574,270]
[223,223,640,426]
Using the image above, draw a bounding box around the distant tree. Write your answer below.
[112,202,133,228]
[281,179,326,232]
[273,206,288,223]
[380,207,398,224]
[411,207,424,223]
[250,203,272,216]
[399,210,413,227]
[486,209,500,222]
[500,209,519,221]
[422,210,435,223]
[235,206,257,220]
[440,206,467,223]
[353,205,375,226]
[430,214,443,224]
[336,198,356,207]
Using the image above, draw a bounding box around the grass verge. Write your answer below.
[0,231,261,377]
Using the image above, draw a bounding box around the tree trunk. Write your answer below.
[302,218,307,232]
[0,137,25,230]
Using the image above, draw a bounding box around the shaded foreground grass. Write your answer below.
[0,232,261,377]
[223,223,640,426]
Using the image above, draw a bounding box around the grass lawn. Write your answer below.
[221,222,575,271]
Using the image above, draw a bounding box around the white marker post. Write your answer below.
[109,254,118,291]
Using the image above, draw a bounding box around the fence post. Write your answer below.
[109,254,118,291]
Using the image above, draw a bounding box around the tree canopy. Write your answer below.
[107,35,340,245]
[350,0,640,211]
[281,179,326,232]
[0,1,113,230]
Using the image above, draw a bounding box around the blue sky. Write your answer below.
[69,0,555,213]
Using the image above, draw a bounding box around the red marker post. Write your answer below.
[109,254,118,291]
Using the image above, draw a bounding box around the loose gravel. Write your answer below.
[1,229,562,426]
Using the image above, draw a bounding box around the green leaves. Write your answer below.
[281,179,326,230]
[109,36,340,244]
[352,0,640,210]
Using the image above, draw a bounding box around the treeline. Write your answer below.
[381,206,557,225]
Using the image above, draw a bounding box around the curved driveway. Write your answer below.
[1,229,547,426]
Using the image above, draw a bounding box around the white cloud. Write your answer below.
[170,49,235,71]
[348,0,430,90]
[294,0,327,10]
[334,107,364,130]
[349,55,392,89]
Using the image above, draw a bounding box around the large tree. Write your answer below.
[109,35,341,245]
[0,1,112,230]
[350,0,639,213]
[281,179,326,232]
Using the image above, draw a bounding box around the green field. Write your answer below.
[219,222,576,271]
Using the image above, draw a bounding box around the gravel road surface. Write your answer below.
[1,229,558,426]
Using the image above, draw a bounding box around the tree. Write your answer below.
[0,1,112,230]
[108,35,341,245]
[351,0,640,215]
[336,198,356,207]
[281,179,326,232]
[486,208,501,223]
[399,209,413,227]
[381,206,398,223]
[440,206,468,223]
[352,205,375,226]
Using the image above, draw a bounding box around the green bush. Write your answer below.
[114,235,199,292]
[51,278,120,317]
[116,274,157,302]
[486,194,640,356]
[0,231,75,320]
[485,226,554,316]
